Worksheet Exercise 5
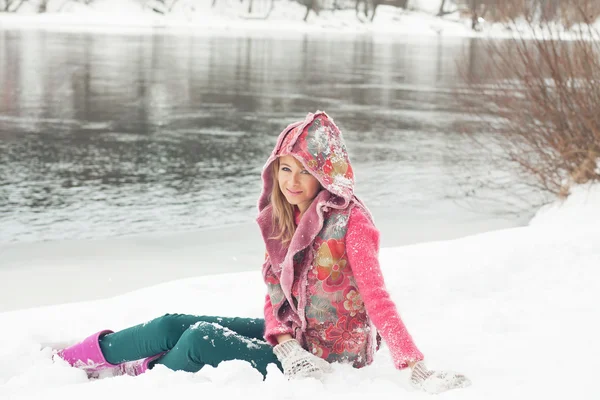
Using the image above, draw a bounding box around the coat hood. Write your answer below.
[258,111,356,213]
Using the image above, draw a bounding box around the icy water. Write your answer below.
[0,30,537,244]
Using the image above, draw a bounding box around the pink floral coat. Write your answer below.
[257,111,424,369]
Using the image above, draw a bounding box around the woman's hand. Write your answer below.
[409,361,471,394]
[273,339,332,380]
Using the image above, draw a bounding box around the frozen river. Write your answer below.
[0,30,539,245]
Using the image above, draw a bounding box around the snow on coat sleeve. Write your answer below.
[346,207,424,369]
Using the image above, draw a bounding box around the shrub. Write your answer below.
[458,0,600,199]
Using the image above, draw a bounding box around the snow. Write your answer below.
[2,0,598,45]
[0,0,597,41]
[0,0,547,38]
[530,184,600,229]
[0,184,598,399]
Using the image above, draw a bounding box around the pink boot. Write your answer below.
[56,330,118,375]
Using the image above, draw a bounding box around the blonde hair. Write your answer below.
[270,159,296,246]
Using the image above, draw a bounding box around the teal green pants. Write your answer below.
[98,314,281,377]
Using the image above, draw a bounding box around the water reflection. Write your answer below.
[0,30,520,243]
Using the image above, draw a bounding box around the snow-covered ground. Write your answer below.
[2,0,598,40]
[0,0,525,38]
[0,183,598,399]
[0,203,521,312]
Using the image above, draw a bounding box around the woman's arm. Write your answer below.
[345,207,424,369]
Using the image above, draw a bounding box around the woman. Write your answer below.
[258,111,470,393]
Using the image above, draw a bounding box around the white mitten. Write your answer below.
[410,361,471,394]
[273,339,332,380]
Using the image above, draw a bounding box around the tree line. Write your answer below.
[3,1,599,30]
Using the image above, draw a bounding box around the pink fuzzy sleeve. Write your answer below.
[263,294,294,345]
[346,207,424,369]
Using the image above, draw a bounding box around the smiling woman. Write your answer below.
[256,111,470,392]
[276,155,322,215]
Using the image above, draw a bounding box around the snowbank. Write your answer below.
[0,203,520,313]
[530,183,600,228]
[2,0,596,40]
[0,0,493,38]
[0,185,598,399]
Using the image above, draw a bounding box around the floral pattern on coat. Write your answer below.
[315,238,350,293]
[265,269,285,309]
[292,115,355,197]
[292,208,373,367]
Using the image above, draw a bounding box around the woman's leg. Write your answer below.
[183,316,266,341]
[99,313,210,364]
[155,319,281,377]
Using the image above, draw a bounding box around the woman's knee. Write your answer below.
[175,322,222,353]
[172,322,278,375]
[149,313,196,349]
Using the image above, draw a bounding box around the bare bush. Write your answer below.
[458,0,600,198]
[453,0,600,30]
[142,0,191,14]
[454,0,499,30]
[367,0,408,21]
[560,0,600,28]
[0,0,27,12]
[489,0,534,23]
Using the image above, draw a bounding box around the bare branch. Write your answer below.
[457,0,600,199]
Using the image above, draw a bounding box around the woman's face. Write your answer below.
[277,155,321,214]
